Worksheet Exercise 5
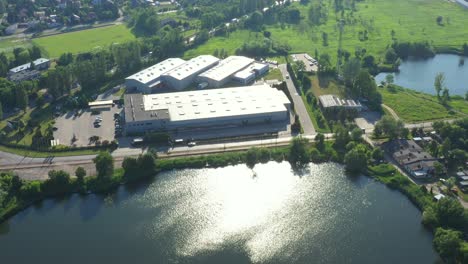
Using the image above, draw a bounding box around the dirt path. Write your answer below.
[381,104,400,120]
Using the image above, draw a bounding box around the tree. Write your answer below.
[385,48,398,64]
[44,170,71,194]
[371,148,384,161]
[350,127,363,142]
[385,74,394,86]
[374,116,405,139]
[139,153,157,175]
[433,228,461,261]
[0,101,3,120]
[246,148,259,168]
[433,161,444,177]
[29,46,42,60]
[341,58,361,86]
[322,32,328,46]
[434,72,445,98]
[436,16,443,25]
[315,133,325,152]
[344,144,368,173]
[434,198,465,229]
[93,152,114,178]
[441,88,450,105]
[194,29,209,45]
[122,157,139,178]
[247,11,263,31]
[75,167,86,182]
[334,126,350,149]
[122,153,157,181]
[15,84,28,112]
[289,137,309,168]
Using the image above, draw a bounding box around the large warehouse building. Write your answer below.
[163,55,220,90]
[125,58,186,94]
[197,56,254,88]
[124,84,291,135]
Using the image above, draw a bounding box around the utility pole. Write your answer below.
[337,18,345,78]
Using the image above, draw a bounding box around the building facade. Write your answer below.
[124,84,291,135]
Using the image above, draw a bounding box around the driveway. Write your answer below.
[278,64,316,135]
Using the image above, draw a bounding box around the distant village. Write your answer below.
[1,0,121,35]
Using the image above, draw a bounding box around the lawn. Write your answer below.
[379,86,468,122]
[0,104,55,146]
[264,68,283,81]
[33,24,135,58]
[0,38,32,54]
[190,0,468,64]
[308,75,345,97]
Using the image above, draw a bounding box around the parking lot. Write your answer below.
[53,105,123,147]
[355,111,382,133]
[291,53,318,72]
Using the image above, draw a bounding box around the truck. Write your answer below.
[131,138,144,146]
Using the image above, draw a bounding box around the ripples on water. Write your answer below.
[0,162,439,264]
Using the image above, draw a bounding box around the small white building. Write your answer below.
[8,58,50,76]
[318,94,362,111]
[232,62,269,85]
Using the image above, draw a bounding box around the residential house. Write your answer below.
[389,139,438,179]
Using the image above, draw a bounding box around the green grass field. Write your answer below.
[0,38,32,54]
[379,86,468,122]
[308,75,345,97]
[33,24,135,58]
[189,0,468,63]
[264,68,283,81]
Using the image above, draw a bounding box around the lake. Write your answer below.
[375,54,468,96]
[0,162,441,264]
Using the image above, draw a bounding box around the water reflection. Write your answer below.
[0,162,440,264]
[375,54,468,95]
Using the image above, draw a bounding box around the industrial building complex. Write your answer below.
[124,84,291,135]
[124,55,269,93]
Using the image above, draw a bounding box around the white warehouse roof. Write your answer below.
[164,55,220,81]
[319,94,362,109]
[141,84,290,122]
[198,56,254,82]
[125,58,186,86]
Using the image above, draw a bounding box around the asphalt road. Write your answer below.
[278,64,316,135]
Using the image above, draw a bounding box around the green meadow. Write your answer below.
[186,0,468,62]
[33,24,135,58]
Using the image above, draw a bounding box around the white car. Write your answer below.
[187,142,196,147]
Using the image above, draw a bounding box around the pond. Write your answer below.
[375,54,468,96]
[0,162,441,264]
